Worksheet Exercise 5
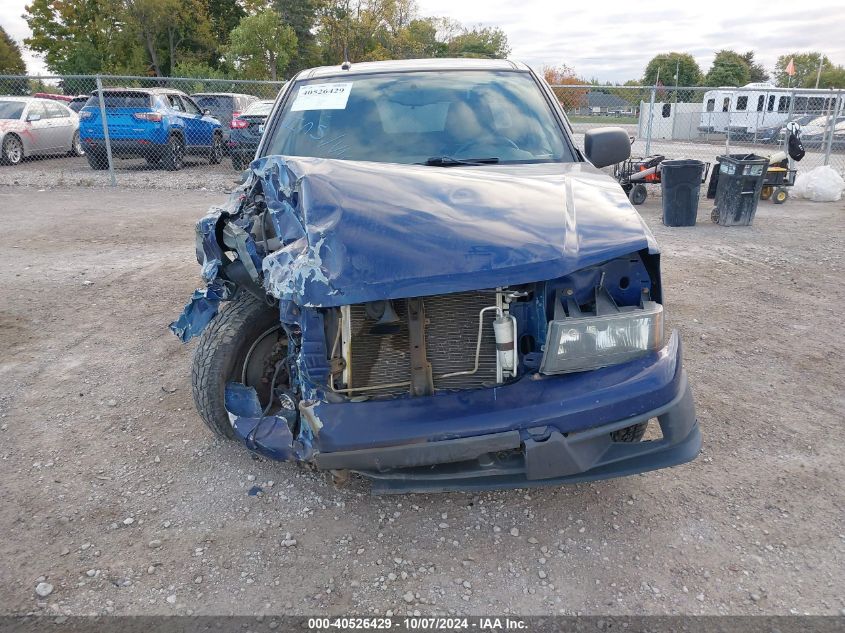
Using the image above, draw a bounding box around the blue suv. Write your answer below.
[79,88,223,170]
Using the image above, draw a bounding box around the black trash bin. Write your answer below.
[661,159,705,226]
[710,154,770,226]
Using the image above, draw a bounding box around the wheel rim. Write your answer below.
[5,137,22,163]
[171,137,183,168]
[240,325,289,411]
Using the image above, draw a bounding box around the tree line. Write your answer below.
[14,0,510,80]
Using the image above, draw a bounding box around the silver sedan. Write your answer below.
[0,96,84,165]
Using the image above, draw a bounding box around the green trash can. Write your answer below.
[711,154,770,226]
[661,159,705,227]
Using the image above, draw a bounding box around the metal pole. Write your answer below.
[823,92,841,166]
[782,87,796,169]
[95,75,116,187]
[645,86,656,156]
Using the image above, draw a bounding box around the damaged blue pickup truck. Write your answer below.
[171,58,700,493]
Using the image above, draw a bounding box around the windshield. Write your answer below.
[263,70,571,164]
[0,101,25,119]
[244,101,274,116]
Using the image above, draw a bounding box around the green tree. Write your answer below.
[445,26,509,59]
[705,50,751,87]
[807,65,845,89]
[123,0,217,76]
[643,53,702,87]
[208,0,245,47]
[741,51,768,82]
[0,27,26,74]
[24,0,143,74]
[774,52,831,87]
[227,10,297,80]
[268,0,320,71]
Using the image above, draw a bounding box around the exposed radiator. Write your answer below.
[347,291,498,397]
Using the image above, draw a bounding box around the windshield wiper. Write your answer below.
[422,156,500,166]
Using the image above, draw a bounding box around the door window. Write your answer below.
[777,96,790,113]
[706,99,715,112]
[722,97,730,112]
[28,102,48,120]
[167,95,185,112]
[736,96,748,111]
[661,103,671,117]
[767,95,775,112]
[181,96,202,115]
[757,95,764,111]
[45,101,68,118]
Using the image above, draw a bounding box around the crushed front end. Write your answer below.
[171,156,700,493]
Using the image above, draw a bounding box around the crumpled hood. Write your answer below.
[256,156,658,307]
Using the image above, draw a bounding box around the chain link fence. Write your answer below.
[1,74,843,189]
[550,83,845,177]
[0,74,285,188]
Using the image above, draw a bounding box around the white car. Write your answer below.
[0,96,84,165]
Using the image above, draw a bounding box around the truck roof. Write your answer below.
[296,57,529,80]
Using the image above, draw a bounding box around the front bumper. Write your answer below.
[225,330,700,493]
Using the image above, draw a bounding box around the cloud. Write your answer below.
[2,0,843,80]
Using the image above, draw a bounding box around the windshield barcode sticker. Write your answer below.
[291,83,353,111]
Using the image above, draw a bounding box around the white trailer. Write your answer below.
[698,83,841,135]
[638,101,702,140]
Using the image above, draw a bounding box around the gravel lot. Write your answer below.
[1,184,843,618]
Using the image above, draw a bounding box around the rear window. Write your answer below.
[0,101,25,119]
[86,92,152,109]
[243,101,274,116]
[194,96,232,112]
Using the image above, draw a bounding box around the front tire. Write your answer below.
[208,132,223,164]
[611,422,648,442]
[86,149,109,170]
[1,134,24,165]
[192,293,287,439]
[69,130,85,156]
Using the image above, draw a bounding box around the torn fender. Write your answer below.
[168,279,231,343]
[224,383,312,462]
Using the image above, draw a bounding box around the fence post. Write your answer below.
[823,92,841,166]
[782,88,796,167]
[644,87,656,156]
[95,75,116,187]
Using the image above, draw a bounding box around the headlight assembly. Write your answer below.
[540,302,663,375]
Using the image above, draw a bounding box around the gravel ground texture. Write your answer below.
[1,185,843,618]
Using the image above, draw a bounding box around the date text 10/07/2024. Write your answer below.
[306,617,528,631]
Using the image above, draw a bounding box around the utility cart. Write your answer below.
[759,164,797,204]
[614,155,665,205]
[616,155,710,206]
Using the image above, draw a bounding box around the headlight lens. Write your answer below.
[540,301,663,374]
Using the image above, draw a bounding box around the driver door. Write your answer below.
[179,95,211,149]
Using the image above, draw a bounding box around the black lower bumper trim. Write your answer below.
[314,430,521,471]
[351,372,699,494]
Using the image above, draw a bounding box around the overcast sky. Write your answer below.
[2,0,843,82]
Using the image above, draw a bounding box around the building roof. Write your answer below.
[586,91,632,109]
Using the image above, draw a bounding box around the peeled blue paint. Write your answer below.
[168,280,230,343]
[223,382,311,462]
[249,155,659,307]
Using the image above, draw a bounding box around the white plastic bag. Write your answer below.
[792,166,845,202]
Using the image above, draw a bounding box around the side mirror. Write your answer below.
[203,109,211,116]
[583,127,631,168]
[27,113,41,122]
